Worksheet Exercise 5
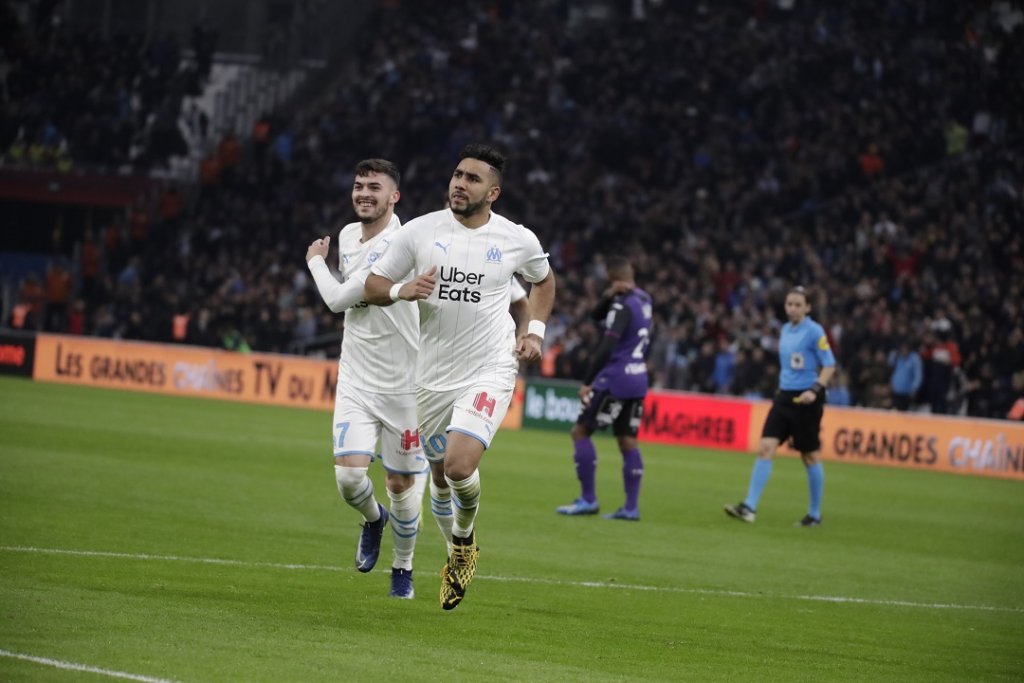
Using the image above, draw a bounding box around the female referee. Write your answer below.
[725,286,836,526]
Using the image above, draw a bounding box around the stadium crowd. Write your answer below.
[7,0,1024,419]
[0,1,215,171]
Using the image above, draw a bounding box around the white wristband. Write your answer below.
[527,320,546,339]
[389,283,403,302]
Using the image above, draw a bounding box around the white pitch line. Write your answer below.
[0,648,179,683]
[2,545,1020,614]
[0,545,345,572]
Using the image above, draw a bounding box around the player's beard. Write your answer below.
[356,201,387,224]
[450,195,486,219]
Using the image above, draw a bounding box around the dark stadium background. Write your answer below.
[1,0,1022,419]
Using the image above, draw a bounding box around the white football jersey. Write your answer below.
[332,215,418,394]
[371,208,550,391]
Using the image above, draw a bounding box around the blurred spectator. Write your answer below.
[858,349,893,409]
[920,322,963,415]
[858,144,885,181]
[43,259,72,331]
[185,307,219,347]
[888,340,923,411]
[1008,373,1024,421]
[945,120,969,156]
[14,272,44,329]
[712,338,736,394]
[216,131,241,178]
[159,185,184,224]
[827,370,853,407]
[67,298,86,334]
[252,115,271,161]
[78,229,101,304]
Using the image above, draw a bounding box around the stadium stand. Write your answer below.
[1,0,1022,419]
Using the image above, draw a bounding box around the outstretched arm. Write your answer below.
[306,236,367,312]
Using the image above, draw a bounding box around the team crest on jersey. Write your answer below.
[485,246,502,263]
[368,251,381,263]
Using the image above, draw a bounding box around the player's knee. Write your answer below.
[444,459,475,482]
[757,439,777,459]
[386,472,414,494]
[388,482,417,503]
[570,424,589,441]
[616,435,637,452]
[335,465,369,497]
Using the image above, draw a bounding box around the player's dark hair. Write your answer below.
[355,158,401,188]
[606,255,632,278]
[459,144,505,182]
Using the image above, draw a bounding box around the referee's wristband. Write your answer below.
[389,283,403,302]
[811,381,825,397]
[527,320,546,339]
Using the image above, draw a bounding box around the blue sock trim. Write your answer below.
[390,511,420,525]
[346,481,374,507]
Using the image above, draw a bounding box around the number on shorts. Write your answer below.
[427,433,447,458]
[335,421,350,449]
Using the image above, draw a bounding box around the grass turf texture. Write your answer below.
[1,376,1021,682]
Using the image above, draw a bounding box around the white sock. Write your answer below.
[387,485,419,571]
[446,470,481,539]
[429,478,454,555]
[412,470,429,526]
[335,465,380,521]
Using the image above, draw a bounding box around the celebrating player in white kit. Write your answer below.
[365,144,556,610]
[305,158,426,600]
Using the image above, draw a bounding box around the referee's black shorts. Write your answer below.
[761,389,825,453]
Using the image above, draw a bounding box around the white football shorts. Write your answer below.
[332,387,427,475]
[417,377,515,463]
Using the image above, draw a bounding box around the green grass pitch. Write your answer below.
[1,376,1021,682]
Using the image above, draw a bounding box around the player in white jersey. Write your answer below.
[365,144,556,610]
[422,275,530,557]
[305,159,426,599]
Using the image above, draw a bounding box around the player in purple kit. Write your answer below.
[557,256,653,521]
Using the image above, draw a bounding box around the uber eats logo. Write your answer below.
[438,266,484,302]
